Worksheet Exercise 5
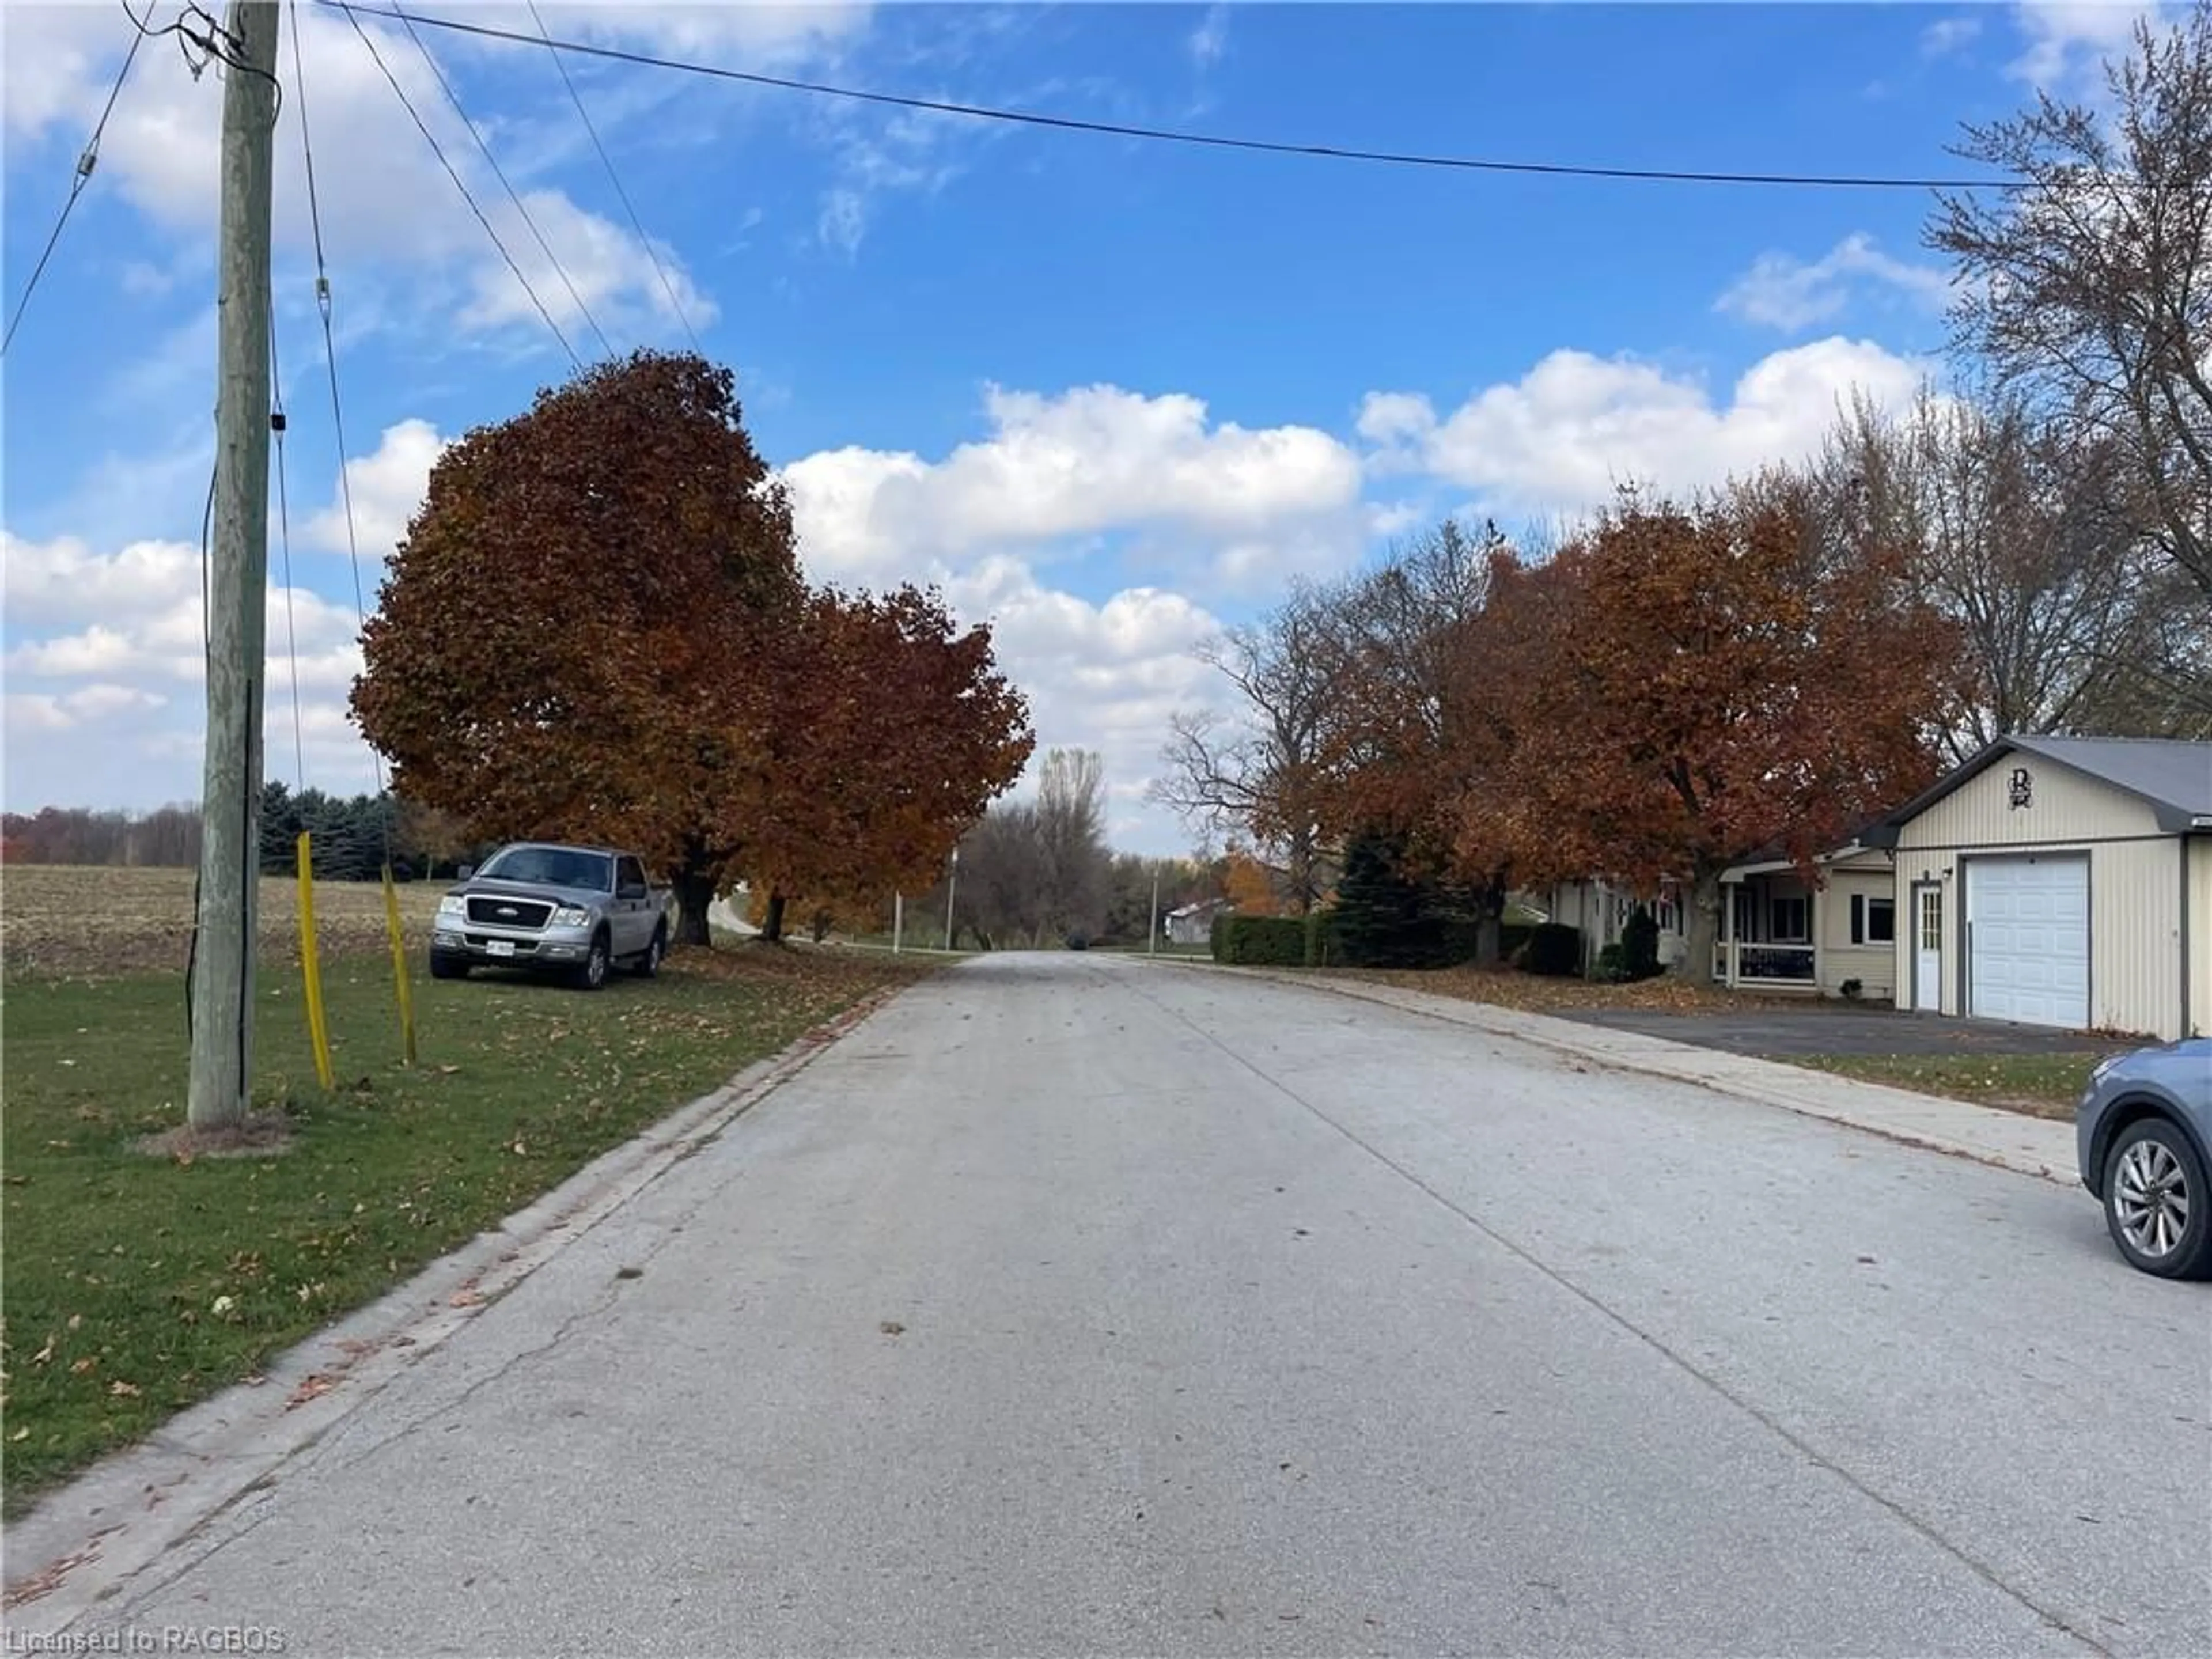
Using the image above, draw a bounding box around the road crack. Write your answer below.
[1122,968,2113,1658]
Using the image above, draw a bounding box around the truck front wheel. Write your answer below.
[574,929,611,991]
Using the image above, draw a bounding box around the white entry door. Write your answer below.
[1913,884,1943,1012]
[1967,855,2090,1029]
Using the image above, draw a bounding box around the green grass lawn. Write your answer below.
[1780,1052,2099,1119]
[1,946,931,1514]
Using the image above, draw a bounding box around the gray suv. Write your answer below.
[2075,1038,2212,1279]
[430,842,669,990]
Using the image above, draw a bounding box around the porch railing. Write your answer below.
[1713,942,1816,984]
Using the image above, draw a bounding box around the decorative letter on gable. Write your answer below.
[2007,766,2033,810]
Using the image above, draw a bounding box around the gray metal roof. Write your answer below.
[2009,736,2212,820]
[1866,735,2212,842]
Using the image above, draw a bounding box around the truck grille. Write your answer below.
[466,896,555,928]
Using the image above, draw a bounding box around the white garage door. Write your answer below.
[1967,856,2089,1029]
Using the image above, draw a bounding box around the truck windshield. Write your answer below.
[478,847,615,892]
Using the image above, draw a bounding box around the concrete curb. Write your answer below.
[1163,961,2081,1187]
[2,983,908,1628]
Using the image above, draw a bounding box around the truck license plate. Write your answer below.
[486,940,516,957]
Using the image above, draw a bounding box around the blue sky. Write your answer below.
[0,1,2168,854]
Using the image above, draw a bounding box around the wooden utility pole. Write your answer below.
[189,0,280,1130]
[1149,865,1161,955]
[943,847,959,952]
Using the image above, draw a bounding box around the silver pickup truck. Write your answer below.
[429,842,670,990]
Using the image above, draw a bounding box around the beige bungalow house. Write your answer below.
[1533,877,1689,975]
[1862,734,2212,1040]
[1714,842,1897,999]
[1541,843,1898,997]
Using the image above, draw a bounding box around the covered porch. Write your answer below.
[1714,860,1819,991]
[1712,844,1898,999]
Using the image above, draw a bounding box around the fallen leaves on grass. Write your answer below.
[1781,1054,2096,1119]
[3,938,936,1512]
[133,1111,296,1162]
[1320,965,1798,1016]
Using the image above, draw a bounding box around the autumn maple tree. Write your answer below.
[1219,841,1287,916]
[352,351,803,945]
[1310,519,1531,960]
[1481,487,1965,974]
[353,350,1033,950]
[741,584,1034,942]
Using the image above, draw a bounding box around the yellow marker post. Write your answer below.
[382,862,418,1066]
[296,832,336,1090]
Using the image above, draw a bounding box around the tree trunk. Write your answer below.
[758,890,788,944]
[1679,866,1723,984]
[673,869,717,949]
[810,907,832,943]
[1472,871,1508,966]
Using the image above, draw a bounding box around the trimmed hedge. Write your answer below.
[1211,915,1309,965]
[1621,905,1661,981]
[1524,922,1584,978]
[1435,918,1537,967]
[1304,908,1344,967]
[1208,908,1542,972]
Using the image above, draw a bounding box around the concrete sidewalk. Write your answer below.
[1172,963,2083,1186]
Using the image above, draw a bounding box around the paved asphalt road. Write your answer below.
[81,957,2208,1657]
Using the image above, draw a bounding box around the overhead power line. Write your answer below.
[340,3,582,366]
[268,319,310,795]
[324,0,2016,193]
[3,9,149,355]
[525,0,700,352]
[293,0,396,713]
[389,2,616,356]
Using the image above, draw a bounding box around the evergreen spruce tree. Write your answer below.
[1332,826,1444,967]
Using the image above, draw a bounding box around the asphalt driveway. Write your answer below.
[1558,1002,2136,1058]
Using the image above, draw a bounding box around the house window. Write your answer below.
[1770,895,1810,943]
[1732,887,1758,941]
[1849,895,1896,945]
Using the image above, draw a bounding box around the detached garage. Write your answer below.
[1866,736,2212,1041]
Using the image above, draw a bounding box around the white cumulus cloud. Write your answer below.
[2008,0,2173,92]
[2,3,741,358]
[782,383,1363,585]
[305,419,450,566]
[1717,234,1956,333]
[941,556,1229,853]
[1190,5,1231,67]
[1922,15,1984,56]
[1360,337,1937,518]
[2,522,381,806]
